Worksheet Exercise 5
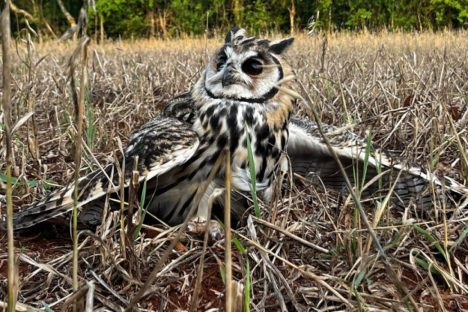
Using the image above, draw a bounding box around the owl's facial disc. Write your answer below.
[205,47,280,101]
[203,29,294,102]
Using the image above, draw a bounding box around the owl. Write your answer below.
[5,27,467,232]
[7,27,296,230]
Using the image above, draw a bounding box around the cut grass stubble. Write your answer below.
[1,31,467,310]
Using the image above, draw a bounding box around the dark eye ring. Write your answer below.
[216,54,227,71]
[242,58,263,75]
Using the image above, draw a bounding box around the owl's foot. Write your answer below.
[187,217,224,241]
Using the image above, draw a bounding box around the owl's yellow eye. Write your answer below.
[242,58,263,76]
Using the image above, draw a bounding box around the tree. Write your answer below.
[7,0,468,39]
[431,0,468,28]
[90,0,149,38]
[169,0,205,35]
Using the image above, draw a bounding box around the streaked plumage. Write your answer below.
[6,27,296,230]
[10,117,200,229]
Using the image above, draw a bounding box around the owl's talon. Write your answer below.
[207,220,224,241]
[188,218,224,241]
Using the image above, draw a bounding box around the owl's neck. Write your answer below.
[203,83,280,104]
[192,78,294,130]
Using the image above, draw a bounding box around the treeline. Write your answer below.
[9,0,468,39]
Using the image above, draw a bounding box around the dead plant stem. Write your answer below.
[71,36,90,310]
[224,152,233,312]
[1,2,17,311]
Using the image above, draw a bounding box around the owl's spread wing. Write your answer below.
[288,117,468,208]
[7,116,199,231]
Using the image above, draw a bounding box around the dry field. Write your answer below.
[1,31,468,311]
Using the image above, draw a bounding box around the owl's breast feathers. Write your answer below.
[186,85,292,194]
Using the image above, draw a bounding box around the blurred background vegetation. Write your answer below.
[9,0,468,39]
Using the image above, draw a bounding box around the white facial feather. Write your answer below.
[204,46,282,100]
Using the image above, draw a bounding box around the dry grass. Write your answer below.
[1,31,468,311]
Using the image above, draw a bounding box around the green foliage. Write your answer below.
[449,227,468,252]
[91,0,151,37]
[244,1,271,32]
[242,1,288,33]
[10,0,468,38]
[313,0,334,30]
[43,303,54,312]
[412,224,448,262]
[170,0,206,35]
[347,8,372,29]
[460,9,468,26]
[431,0,468,27]
[244,258,251,312]
[0,173,52,190]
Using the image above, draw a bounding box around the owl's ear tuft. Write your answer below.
[225,26,240,43]
[269,37,294,54]
[225,27,248,44]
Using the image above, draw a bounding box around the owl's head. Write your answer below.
[202,27,294,102]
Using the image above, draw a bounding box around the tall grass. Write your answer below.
[69,35,91,310]
[1,3,17,311]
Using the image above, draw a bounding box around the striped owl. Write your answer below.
[7,27,296,230]
[5,27,467,232]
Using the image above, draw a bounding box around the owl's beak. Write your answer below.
[222,66,237,87]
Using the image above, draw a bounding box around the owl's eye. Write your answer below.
[242,58,263,75]
[217,54,227,71]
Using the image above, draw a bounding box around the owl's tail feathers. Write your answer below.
[288,117,468,210]
[1,185,76,231]
[1,165,115,231]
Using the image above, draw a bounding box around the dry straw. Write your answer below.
[68,35,91,310]
[1,2,17,311]
[0,31,467,310]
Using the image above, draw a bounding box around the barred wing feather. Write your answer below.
[5,116,199,230]
[288,117,468,209]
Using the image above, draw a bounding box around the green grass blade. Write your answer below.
[244,258,251,312]
[353,269,366,289]
[414,257,441,275]
[413,225,448,262]
[0,173,52,189]
[232,235,246,254]
[219,263,226,285]
[245,128,260,218]
[449,227,468,253]
[133,177,148,239]
[85,103,96,150]
[360,131,373,191]
[42,303,54,312]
